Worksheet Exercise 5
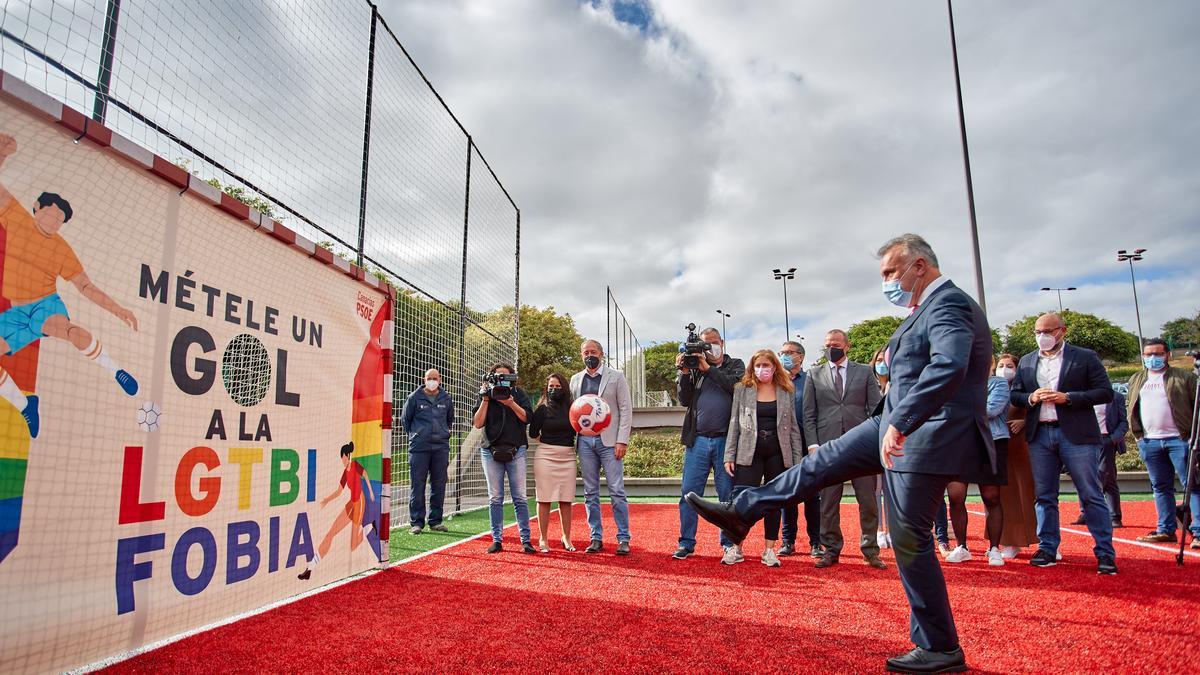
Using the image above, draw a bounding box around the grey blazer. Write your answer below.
[803,360,882,446]
[725,383,804,468]
[569,367,633,447]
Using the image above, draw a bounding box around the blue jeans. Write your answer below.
[1028,426,1114,559]
[481,447,531,544]
[409,445,449,528]
[578,435,630,543]
[678,435,734,549]
[1138,437,1200,536]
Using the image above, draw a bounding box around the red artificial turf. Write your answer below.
[108,501,1200,674]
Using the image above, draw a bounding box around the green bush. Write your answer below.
[1115,436,1146,471]
[623,433,685,477]
[1107,365,1140,382]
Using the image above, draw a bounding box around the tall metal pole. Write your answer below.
[947,0,987,314]
[606,286,611,369]
[1056,289,1063,313]
[355,3,379,267]
[92,0,122,123]
[455,134,473,514]
[1128,258,1145,348]
[782,278,791,341]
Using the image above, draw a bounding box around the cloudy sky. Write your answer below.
[378,0,1200,362]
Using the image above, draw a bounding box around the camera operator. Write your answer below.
[473,362,535,554]
[673,326,745,562]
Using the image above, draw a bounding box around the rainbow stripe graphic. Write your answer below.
[350,297,391,561]
[0,225,41,564]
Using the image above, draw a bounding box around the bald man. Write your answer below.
[1010,313,1116,573]
[401,368,455,534]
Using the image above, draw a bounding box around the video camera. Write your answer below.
[484,371,518,400]
[679,322,711,370]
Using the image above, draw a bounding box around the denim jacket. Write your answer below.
[986,376,1010,441]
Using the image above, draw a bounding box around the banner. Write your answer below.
[0,82,391,673]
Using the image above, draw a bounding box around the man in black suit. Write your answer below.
[688,234,993,673]
[1010,312,1116,573]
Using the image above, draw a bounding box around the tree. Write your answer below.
[644,341,682,404]
[1001,310,1139,362]
[475,305,584,390]
[845,316,905,364]
[1161,311,1200,350]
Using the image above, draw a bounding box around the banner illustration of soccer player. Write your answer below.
[297,442,376,580]
[0,133,140,439]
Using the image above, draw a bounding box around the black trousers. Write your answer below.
[782,446,821,546]
[732,435,786,541]
[734,415,959,652]
[1099,435,1122,522]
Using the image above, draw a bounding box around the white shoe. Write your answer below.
[877,531,892,549]
[762,548,781,567]
[945,545,972,563]
[1000,546,1020,560]
[986,547,1005,566]
[937,542,952,558]
[721,545,744,565]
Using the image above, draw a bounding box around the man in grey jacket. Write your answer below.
[804,330,885,569]
[570,339,634,555]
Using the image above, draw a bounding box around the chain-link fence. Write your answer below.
[0,0,519,527]
[606,286,647,406]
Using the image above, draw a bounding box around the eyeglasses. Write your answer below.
[778,350,801,357]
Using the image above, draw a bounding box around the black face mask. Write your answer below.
[584,356,601,370]
[827,347,845,363]
[546,388,562,402]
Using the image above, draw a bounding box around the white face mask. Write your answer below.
[425,379,439,391]
[996,366,1015,381]
[708,343,723,360]
[1035,332,1059,352]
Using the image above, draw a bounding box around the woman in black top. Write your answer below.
[528,372,578,552]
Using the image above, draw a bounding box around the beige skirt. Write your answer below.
[534,443,577,503]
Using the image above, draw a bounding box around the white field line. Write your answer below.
[966,508,1200,559]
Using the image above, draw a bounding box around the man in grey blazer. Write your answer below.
[570,339,634,555]
[804,329,885,569]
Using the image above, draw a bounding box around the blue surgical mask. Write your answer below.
[874,361,889,376]
[1143,355,1166,371]
[779,354,795,370]
[882,261,916,307]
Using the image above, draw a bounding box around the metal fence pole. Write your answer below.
[606,286,611,368]
[514,208,521,371]
[355,3,379,267]
[91,0,121,123]
[455,135,473,513]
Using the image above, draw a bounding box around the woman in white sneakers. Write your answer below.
[722,349,804,567]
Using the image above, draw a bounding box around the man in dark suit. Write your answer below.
[778,340,820,557]
[1073,389,1127,528]
[804,329,884,569]
[687,233,993,673]
[1010,313,1116,573]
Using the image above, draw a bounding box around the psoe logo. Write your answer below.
[355,292,376,321]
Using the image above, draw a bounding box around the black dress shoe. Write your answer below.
[1097,555,1117,575]
[585,539,603,553]
[487,541,503,554]
[1071,516,1086,525]
[1111,520,1123,529]
[865,555,888,570]
[778,541,795,557]
[522,542,537,554]
[885,646,967,673]
[684,492,751,544]
[814,552,839,569]
[615,542,630,556]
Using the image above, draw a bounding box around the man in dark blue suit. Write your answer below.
[1010,312,1115,573]
[688,234,993,673]
[778,339,821,557]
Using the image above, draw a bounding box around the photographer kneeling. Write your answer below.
[674,326,745,562]
[473,363,535,554]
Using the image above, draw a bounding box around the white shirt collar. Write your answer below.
[916,275,951,307]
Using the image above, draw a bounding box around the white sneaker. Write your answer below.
[986,547,1005,566]
[945,545,972,563]
[877,531,892,549]
[762,548,781,567]
[721,545,744,565]
[1000,546,1020,560]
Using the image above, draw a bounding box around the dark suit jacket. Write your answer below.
[1009,343,1113,445]
[1103,391,1128,444]
[803,360,881,445]
[880,279,995,476]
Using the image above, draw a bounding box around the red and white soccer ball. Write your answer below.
[569,394,611,436]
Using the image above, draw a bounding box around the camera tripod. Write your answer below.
[1177,376,1200,565]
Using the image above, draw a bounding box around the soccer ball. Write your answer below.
[569,395,611,437]
[137,401,162,432]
